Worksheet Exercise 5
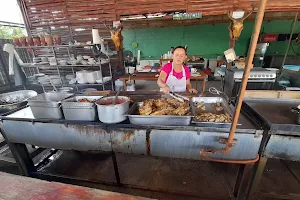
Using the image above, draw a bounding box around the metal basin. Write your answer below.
[0,90,37,113]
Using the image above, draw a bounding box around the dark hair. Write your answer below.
[174,46,187,54]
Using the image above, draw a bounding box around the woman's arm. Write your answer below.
[157,71,170,94]
[186,79,197,93]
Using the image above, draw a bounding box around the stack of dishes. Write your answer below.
[33,57,41,63]
[49,75,62,85]
[96,76,112,84]
[41,57,48,62]
[49,57,57,66]
[38,76,50,85]
[58,59,67,65]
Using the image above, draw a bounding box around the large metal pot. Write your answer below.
[96,96,130,123]
[0,90,37,113]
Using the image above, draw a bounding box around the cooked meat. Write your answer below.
[212,102,224,112]
[194,101,206,110]
[139,99,154,115]
[154,99,169,108]
[151,107,173,115]
[139,98,189,116]
[78,98,98,103]
[195,113,232,123]
[172,106,189,116]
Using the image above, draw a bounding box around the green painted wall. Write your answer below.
[123,20,300,60]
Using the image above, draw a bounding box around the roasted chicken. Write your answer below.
[139,98,189,116]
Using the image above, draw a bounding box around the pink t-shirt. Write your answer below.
[161,62,191,83]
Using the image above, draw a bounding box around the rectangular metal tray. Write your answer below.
[125,102,192,126]
[62,96,102,108]
[30,106,63,119]
[61,96,102,121]
[27,92,74,108]
[191,97,233,128]
[27,92,73,119]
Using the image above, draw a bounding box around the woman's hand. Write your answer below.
[188,88,198,94]
[162,86,170,94]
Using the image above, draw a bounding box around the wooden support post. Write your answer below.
[226,0,268,147]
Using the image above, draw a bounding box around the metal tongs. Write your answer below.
[169,92,189,102]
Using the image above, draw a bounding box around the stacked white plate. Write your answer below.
[96,76,112,84]
[38,76,50,85]
[49,75,62,85]
[33,57,41,63]
[49,57,57,66]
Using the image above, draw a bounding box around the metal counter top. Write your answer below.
[2,104,260,133]
[243,98,300,133]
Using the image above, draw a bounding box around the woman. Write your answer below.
[157,46,198,94]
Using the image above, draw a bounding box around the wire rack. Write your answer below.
[15,44,114,92]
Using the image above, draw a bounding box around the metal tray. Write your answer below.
[61,96,102,121]
[30,106,63,119]
[191,97,233,128]
[62,96,102,108]
[27,92,73,108]
[0,90,37,113]
[27,92,73,119]
[125,102,192,126]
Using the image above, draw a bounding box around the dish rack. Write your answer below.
[15,44,114,93]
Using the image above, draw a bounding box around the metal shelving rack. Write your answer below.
[15,44,114,92]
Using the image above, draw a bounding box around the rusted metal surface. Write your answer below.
[149,130,262,161]
[1,121,112,151]
[1,118,263,161]
[243,98,300,133]
[0,172,153,200]
[110,129,147,154]
[264,135,300,162]
[146,130,151,155]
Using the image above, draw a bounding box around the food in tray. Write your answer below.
[195,113,232,123]
[97,97,128,105]
[139,98,189,116]
[194,101,206,111]
[212,102,224,112]
[77,98,97,103]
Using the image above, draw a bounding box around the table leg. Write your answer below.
[202,77,207,93]
[246,156,268,198]
[8,143,35,176]
[195,79,198,91]
[233,163,254,200]
[123,80,127,91]
[111,151,121,185]
[0,123,35,176]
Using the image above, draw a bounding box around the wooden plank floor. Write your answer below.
[0,172,154,200]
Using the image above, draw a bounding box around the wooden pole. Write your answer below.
[226,0,268,148]
[281,12,298,69]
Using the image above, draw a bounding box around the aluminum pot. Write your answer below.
[96,96,130,123]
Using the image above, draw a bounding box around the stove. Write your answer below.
[224,67,277,102]
[232,67,277,80]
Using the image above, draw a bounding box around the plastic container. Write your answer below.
[115,79,124,91]
[283,65,300,71]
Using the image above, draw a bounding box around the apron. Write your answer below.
[165,64,186,92]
